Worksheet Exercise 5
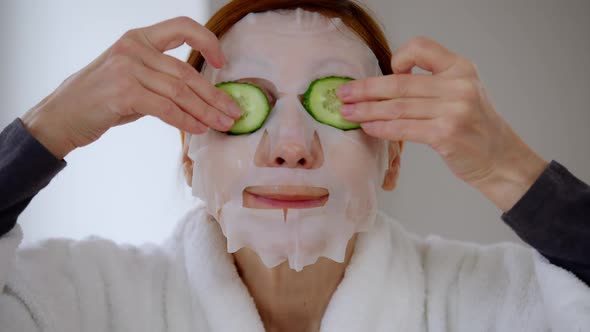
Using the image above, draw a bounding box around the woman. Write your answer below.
[1,0,589,331]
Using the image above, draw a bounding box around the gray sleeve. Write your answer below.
[0,118,66,236]
[502,160,590,285]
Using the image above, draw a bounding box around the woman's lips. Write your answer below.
[243,186,329,209]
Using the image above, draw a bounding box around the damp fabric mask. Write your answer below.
[187,9,387,271]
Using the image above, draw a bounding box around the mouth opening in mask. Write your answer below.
[243,186,330,210]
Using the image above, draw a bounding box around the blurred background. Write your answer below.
[1,0,589,246]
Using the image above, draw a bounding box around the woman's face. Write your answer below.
[185,10,391,270]
[194,11,386,207]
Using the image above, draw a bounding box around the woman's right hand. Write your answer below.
[21,16,242,159]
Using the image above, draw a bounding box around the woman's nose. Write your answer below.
[254,96,324,169]
[255,131,324,169]
[271,141,312,168]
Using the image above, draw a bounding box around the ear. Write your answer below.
[382,141,403,191]
[182,138,193,187]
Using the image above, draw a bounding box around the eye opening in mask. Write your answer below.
[216,76,360,135]
[234,77,278,106]
[302,76,361,131]
[216,80,272,135]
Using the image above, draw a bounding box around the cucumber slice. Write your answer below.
[303,76,360,130]
[216,82,270,135]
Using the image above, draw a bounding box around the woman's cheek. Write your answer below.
[327,131,385,180]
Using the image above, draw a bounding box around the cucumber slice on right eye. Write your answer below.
[303,76,360,130]
[216,82,271,135]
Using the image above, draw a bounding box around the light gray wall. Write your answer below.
[2,1,588,246]
[0,0,208,245]
[210,0,590,244]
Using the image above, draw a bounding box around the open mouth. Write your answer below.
[243,185,330,209]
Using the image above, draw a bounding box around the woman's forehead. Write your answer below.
[213,18,379,85]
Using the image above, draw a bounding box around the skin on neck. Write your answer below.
[232,234,358,332]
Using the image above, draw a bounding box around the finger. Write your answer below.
[341,98,444,123]
[131,62,235,132]
[361,119,437,145]
[391,36,475,78]
[133,41,242,119]
[132,89,208,135]
[337,74,454,103]
[138,16,225,68]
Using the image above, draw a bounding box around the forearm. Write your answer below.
[0,119,66,236]
[471,144,549,214]
[500,160,590,284]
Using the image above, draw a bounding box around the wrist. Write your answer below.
[472,146,549,213]
[21,96,76,160]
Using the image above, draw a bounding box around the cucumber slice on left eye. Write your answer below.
[303,76,360,130]
[215,82,270,135]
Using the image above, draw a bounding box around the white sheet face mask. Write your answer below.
[187,9,387,271]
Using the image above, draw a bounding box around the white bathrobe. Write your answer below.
[1,204,589,331]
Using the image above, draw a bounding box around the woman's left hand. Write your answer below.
[337,36,548,213]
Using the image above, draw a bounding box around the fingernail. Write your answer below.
[229,104,243,118]
[337,84,352,99]
[340,104,355,117]
[219,115,234,129]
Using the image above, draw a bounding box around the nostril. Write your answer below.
[276,157,286,165]
[298,158,306,166]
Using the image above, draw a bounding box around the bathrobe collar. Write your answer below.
[173,206,425,332]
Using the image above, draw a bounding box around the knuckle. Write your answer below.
[196,25,218,45]
[400,126,411,141]
[440,117,461,140]
[465,59,477,72]
[178,62,197,82]
[459,58,478,76]
[357,79,369,97]
[213,88,227,101]
[160,100,177,119]
[455,79,480,101]
[366,122,382,136]
[203,105,220,122]
[122,28,140,40]
[196,123,209,134]
[455,100,472,115]
[216,90,233,108]
[203,29,218,45]
[170,80,189,99]
[391,100,408,118]
[360,102,372,114]
[109,55,134,72]
[392,75,410,97]
[110,38,137,57]
[189,120,206,134]
[409,36,431,51]
[175,16,196,27]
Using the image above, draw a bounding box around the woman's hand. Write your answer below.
[337,36,548,213]
[21,16,242,160]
